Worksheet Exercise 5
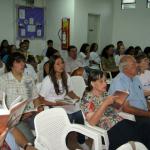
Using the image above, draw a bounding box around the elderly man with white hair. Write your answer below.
[109,55,150,149]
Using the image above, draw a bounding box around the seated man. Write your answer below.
[109,55,150,149]
[65,45,87,80]
[65,45,83,74]
[0,52,41,143]
[0,126,37,150]
[0,126,17,150]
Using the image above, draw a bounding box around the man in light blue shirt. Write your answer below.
[109,72,148,111]
[109,55,150,148]
[109,55,150,116]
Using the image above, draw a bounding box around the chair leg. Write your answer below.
[91,142,95,150]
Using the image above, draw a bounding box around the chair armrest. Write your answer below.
[34,136,50,150]
[118,112,135,121]
[69,124,103,150]
[84,121,109,150]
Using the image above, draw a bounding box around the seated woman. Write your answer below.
[136,53,150,97]
[101,44,119,77]
[89,43,101,70]
[114,44,125,66]
[80,70,144,150]
[39,55,89,150]
[78,43,91,74]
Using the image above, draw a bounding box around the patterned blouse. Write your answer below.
[101,56,118,71]
[80,92,123,131]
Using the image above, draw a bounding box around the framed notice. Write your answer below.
[17,6,45,39]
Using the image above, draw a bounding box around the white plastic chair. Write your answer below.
[116,141,148,150]
[34,108,103,150]
[83,112,135,150]
[70,76,136,149]
[70,76,86,98]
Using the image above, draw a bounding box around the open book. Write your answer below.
[55,96,79,105]
[111,90,129,110]
[0,93,28,129]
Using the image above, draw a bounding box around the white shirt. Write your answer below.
[37,57,49,82]
[39,74,80,113]
[0,72,38,112]
[41,48,47,56]
[78,52,90,67]
[40,74,72,102]
[24,64,37,81]
[138,70,150,91]
[0,62,5,76]
[89,52,100,70]
[65,56,83,73]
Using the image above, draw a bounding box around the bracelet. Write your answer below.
[23,142,33,150]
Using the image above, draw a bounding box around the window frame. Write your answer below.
[121,0,136,10]
[147,0,150,8]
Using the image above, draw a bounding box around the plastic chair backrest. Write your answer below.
[116,141,148,150]
[70,76,86,98]
[34,108,69,150]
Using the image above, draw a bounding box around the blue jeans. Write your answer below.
[67,110,85,144]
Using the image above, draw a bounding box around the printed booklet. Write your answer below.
[112,90,129,110]
[55,96,79,105]
[0,93,28,129]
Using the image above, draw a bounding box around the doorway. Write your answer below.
[87,14,100,46]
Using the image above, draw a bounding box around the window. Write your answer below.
[121,0,136,10]
[147,0,150,8]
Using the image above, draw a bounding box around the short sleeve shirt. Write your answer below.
[89,52,100,70]
[80,92,123,131]
[138,70,150,91]
[40,73,72,102]
[65,57,83,73]
[0,72,38,112]
[109,72,148,111]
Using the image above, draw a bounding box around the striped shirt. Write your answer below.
[0,72,38,112]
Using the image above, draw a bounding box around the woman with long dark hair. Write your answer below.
[101,44,119,77]
[39,55,89,150]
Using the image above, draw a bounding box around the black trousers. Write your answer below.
[68,110,85,144]
[108,119,141,150]
[135,116,150,150]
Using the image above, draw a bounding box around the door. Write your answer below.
[87,14,100,45]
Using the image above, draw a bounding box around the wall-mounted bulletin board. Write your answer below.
[17,6,44,39]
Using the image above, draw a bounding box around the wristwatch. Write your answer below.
[23,142,33,150]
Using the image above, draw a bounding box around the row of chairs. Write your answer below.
[34,76,140,149]
[34,108,147,150]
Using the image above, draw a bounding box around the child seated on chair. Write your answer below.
[80,70,147,150]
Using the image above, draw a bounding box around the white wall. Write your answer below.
[74,0,113,53]
[112,0,150,49]
[1,0,150,56]
[0,0,113,56]
[45,0,75,59]
[0,0,46,55]
[0,0,14,44]
[46,0,113,56]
